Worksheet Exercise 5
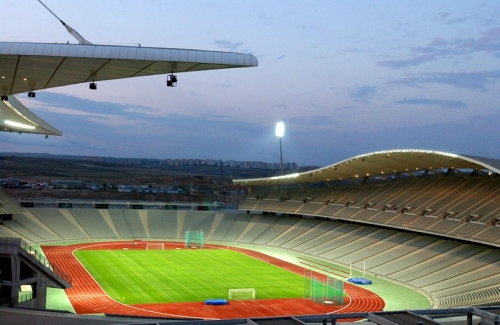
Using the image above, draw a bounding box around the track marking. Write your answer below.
[42,241,385,319]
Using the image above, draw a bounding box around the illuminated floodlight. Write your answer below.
[275,122,285,175]
[270,173,299,180]
[275,121,285,137]
[5,119,36,130]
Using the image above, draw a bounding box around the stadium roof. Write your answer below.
[233,149,500,187]
[0,42,258,95]
[0,42,258,135]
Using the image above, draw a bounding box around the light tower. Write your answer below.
[275,122,285,175]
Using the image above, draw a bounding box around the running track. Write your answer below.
[42,241,384,319]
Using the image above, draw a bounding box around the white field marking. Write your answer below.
[221,246,354,313]
[159,289,173,300]
[61,242,358,317]
[249,299,283,316]
[221,247,314,281]
[236,300,272,317]
[70,242,219,320]
[72,251,136,305]
[328,291,352,314]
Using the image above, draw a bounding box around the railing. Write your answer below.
[0,292,33,307]
[0,237,72,286]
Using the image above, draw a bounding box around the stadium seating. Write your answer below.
[68,209,119,239]
[30,209,89,241]
[108,210,142,238]
[4,212,60,242]
[146,210,178,238]
[265,218,322,247]
[1,173,500,309]
[236,214,280,243]
[240,176,500,246]
[251,215,301,245]
[220,213,254,242]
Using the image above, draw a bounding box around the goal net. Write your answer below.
[185,229,204,248]
[228,288,256,300]
[146,243,164,250]
[303,269,343,305]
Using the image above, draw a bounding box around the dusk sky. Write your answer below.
[1,1,500,167]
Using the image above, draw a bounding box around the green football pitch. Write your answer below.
[74,248,308,304]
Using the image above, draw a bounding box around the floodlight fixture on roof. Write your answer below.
[167,74,177,87]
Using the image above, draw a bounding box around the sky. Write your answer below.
[1,0,500,167]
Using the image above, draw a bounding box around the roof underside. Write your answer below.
[0,42,258,95]
[233,149,500,187]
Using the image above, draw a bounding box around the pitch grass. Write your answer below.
[74,248,307,304]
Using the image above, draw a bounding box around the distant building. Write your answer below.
[0,178,21,188]
[51,180,83,189]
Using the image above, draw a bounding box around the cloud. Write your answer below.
[214,40,244,51]
[435,12,469,25]
[213,83,231,88]
[397,97,467,109]
[349,85,377,101]
[30,99,151,128]
[272,104,289,110]
[20,94,163,136]
[387,70,500,91]
[63,134,110,151]
[287,115,337,126]
[377,27,500,69]
[377,55,436,69]
[200,111,232,120]
[123,106,163,117]
[308,101,322,109]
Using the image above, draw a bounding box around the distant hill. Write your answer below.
[0,153,317,181]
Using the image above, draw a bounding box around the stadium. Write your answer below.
[1,149,500,325]
[1,3,500,324]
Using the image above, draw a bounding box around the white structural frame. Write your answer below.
[228,288,256,300]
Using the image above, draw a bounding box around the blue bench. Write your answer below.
[205,299,227,305]
[347,277,372,285]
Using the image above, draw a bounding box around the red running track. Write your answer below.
[42,241,384,320]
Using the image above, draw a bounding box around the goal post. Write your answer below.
[146,243,164,250]
[185,229,204,248]
[228,288,256,300]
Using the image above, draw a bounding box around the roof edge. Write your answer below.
[233,149,500,186]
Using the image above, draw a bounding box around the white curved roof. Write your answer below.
[0,95,61,135]
[233,149,500,186]
[0,42,258,135]
[0,42,258,95]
